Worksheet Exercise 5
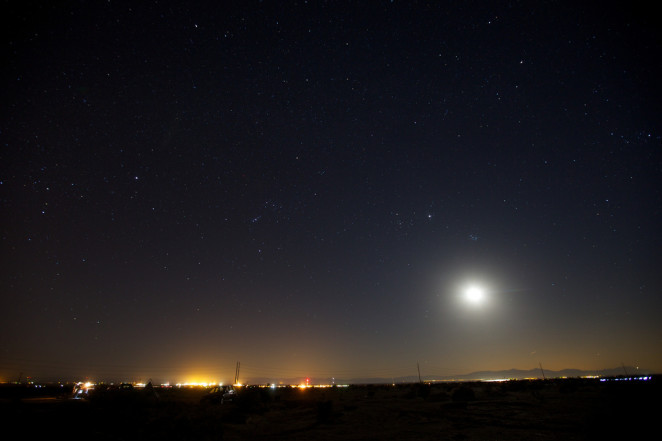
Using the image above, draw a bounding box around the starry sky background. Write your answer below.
[1,1,661,384]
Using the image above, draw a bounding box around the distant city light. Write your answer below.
[599,376,651,382]
[175,381,219,388]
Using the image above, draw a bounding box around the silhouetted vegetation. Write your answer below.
[1,377,659,440]
[451,384,476,402]
[316,399,335,424]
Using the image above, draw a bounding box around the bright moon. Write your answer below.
[464,285,486,305]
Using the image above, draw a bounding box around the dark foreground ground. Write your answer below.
[1,378,660,440]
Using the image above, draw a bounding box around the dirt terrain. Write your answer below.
[1,378,659,440]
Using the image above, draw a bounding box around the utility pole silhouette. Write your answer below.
[417,362,422,383]
[621,362,629,377]
[539,362,546,380]
[234,361,240,385]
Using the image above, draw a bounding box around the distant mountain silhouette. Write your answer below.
[244,366,653,385]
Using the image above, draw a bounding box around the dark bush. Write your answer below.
[426,390,450,402]
[234,388,265,414]
[451,386,475,402]
[416,383,431,398]
[316,400,335,424]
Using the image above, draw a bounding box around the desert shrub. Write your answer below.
[558,378,580,394]
[528,379,545,390]
[502,379,529,392]
[417,383,431,398]
[403,386,416,399]
[222,408,248,425]
[451,386,475,402]
[403,383,431,399]
[234,388,265,414]
[257,387,275,403]
[426,390,450,402]
[316,400,335,424]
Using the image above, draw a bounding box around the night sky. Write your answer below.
[2,1,661,384]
